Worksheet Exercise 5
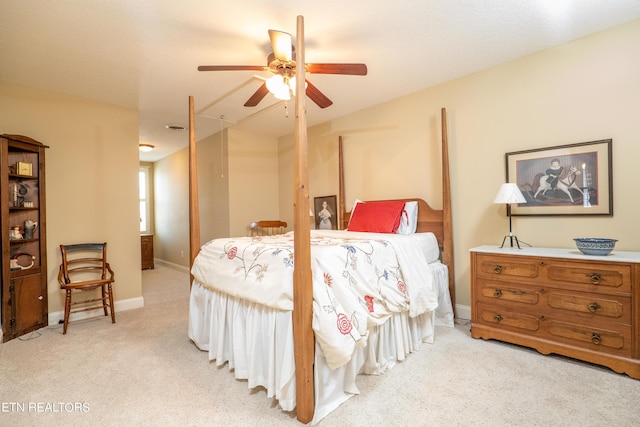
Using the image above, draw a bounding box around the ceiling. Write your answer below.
[2,1,640,162]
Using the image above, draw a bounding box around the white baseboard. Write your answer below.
[48,296,144,325]
[455,304,471,321]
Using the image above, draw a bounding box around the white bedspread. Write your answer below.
[191,230,439,369]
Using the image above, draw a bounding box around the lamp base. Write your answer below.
[499,233,522,249]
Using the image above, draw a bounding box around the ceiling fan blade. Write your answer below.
[305,80,333,108]
[244,83,270,107]
[268,29,292,62]
[198,65,266,72]
[306,63,367,76]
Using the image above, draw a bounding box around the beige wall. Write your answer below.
[195,129,230,243]
[153,147,190,266]
[0,82,142,319]
[228,128,280,235]
[287,19,640,310]
[154,127,278,268]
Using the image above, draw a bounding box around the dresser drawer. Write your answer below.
[476,303,632,357]
[475,253,631,294]
[546,292,630,324]
[476,281,540,305]
[475,254,541,281]
[546,263,630,293]
[547,320,631,357]
[476,303,540,332]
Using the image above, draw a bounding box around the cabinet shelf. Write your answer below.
[10,238,39,244]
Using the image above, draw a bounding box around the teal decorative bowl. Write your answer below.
[574,238,617,256]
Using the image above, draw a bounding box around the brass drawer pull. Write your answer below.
[494,314,503,322]
[591,333,602,345]
[590,273,601,285]
[587,302,600,313]
[494,289,503,298]
[494,265,502,274]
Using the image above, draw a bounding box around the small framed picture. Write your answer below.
[314,195,337,230]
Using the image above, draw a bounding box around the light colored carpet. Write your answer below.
[1,264,639,426]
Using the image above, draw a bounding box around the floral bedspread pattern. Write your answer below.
[191,229,437,369]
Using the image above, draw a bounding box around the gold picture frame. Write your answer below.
[314,195,337,230]
[506,139,612,216]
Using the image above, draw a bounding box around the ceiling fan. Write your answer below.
[198,29,367,108]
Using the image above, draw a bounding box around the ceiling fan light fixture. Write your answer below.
[139,143,155,152]
[266,74,291,100]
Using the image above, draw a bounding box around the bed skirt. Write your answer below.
[188,261,453,424]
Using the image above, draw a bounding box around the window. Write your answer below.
[139,166,151,234]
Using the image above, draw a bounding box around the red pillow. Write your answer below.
[347,201,406,233]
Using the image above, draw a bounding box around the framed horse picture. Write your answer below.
[505,139,612,216]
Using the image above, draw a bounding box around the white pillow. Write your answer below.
[396,201,418,235]
[416,232,440,263]
[346,199,364,229]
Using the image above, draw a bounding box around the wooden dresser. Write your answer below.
[141,234,154,270]
[470,245,640,379]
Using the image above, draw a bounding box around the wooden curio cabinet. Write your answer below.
[1,134,48,342]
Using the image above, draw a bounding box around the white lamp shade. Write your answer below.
[266,75,291,100]
[493,183,526,204]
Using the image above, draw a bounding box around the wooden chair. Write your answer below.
[57,242,115,334]
[249,220,287,236]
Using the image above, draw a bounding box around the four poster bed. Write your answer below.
[186,17,455,425]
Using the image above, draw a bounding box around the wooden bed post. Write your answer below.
[189,96,200,286]
[292,15,315,424]
[440,107,455,314]
[338,135,345,230]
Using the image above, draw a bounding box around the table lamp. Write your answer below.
[493,183,526,248]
